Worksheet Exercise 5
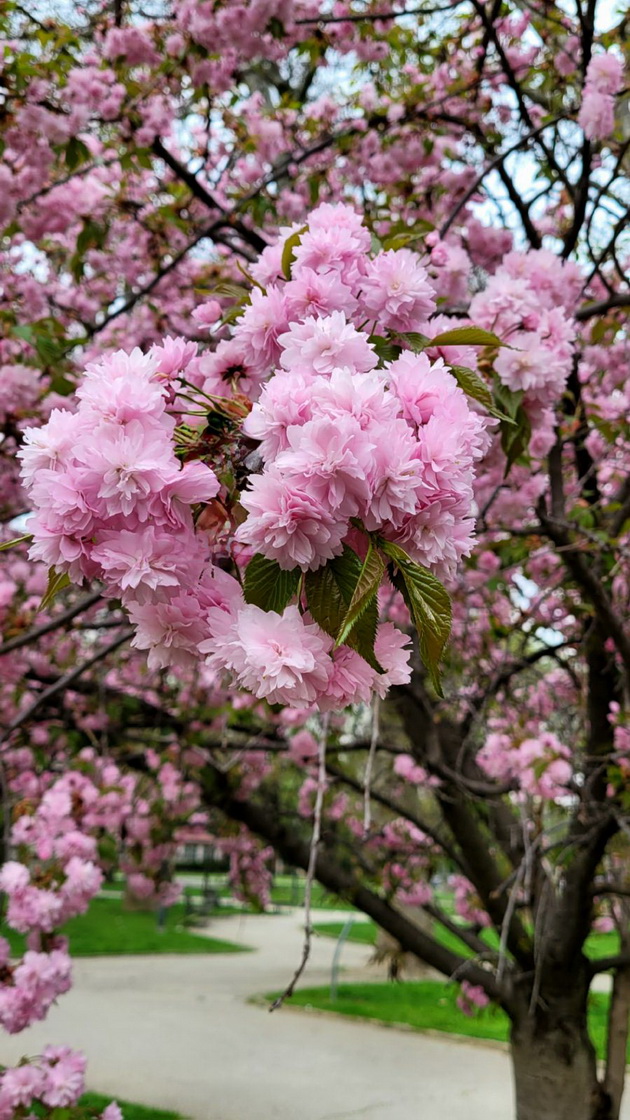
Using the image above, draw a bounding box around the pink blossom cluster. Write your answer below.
[238,204,488,579]
[0,1047,86,1117]
[578,51,625,140]
[450,874,491,928]
[0,1047,120,1119]
[0,774,108,1035]
[378,820,434,908]
[0,363,45,426]
[19,348,219,589]
[456,980,490,1017]
[478,729,571,800]
[469,249,578,416]
[217,830,275,910]
[22,203,490,711]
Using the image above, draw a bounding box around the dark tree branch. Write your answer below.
[575,294,630,322]
[0,631,133,745]
[439,117,560,242]
[204,764,511,1006]
[0,591,103,658]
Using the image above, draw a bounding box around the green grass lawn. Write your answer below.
[315,920,376,944]
[101,874,353,912]
[269,879,354,909]
[313,919,621,966]
[1,897,248,957]
[81,1092,185,1118]
[283,980,615,1061]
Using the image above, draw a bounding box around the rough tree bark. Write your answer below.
[511,1018,611,1120]
[604,962,630,1120]
[511,963,612,1120]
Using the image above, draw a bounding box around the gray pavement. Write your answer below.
[0,910,626,1120]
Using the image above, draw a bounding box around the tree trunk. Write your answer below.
[511,1018,612,1120]
[604,964,630,1120]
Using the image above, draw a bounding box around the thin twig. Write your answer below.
[439,116,564,239]
[270,712,330,1011]
[363,694,380,836]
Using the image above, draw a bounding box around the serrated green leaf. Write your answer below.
[450,365,493,410]
[370,335,401,365]
[237,259,265,292]
[493,384,531,473]
[306,547,384,673]
[392,331,429,353]
[336,541,385,648]
[201,282,250,300]
[281,225,308,281]
[64,136,89,171]
[379,540,451,697]
[381,221,434,250]
[428,326,506,348]
[493,382,524,419]
[243,554,300,613]
[305,563,346,639]
[450,365,514,422]
[12,323,37,348]
[500,405,532,476]
[40,568,71,611]
[0,534,32,552]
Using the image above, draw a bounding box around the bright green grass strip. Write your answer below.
[1,897,248,957]
[269,881,354,909]
[315,921,377,944]
[314,920,620,966]
[282,981,614,1061]
[80,1091,186,1119]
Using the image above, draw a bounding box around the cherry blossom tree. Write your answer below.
[1,3,629,1120]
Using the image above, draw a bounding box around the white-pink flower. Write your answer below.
[236,469,347,570]
[202,604,333,706]
[359,249,436,332]
[278,312,377,376]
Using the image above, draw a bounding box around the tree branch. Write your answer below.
[0,591,103,658]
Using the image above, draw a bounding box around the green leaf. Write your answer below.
[237,260,265,292]
[243,554,300,613]
[450,365,514,422]
[335,541,386,648]
[201,281,249,301]
[500,407,532,475]
[382,221,434,250]
[370,335,401,365]
[305,563,346,640]
[64,136,89,170]
[450,365,493,411]
[306,547,384,673]
[493,384,532,474]
[392,331,429,353]
[13,320,67,366]
[379,540,451,697]
[281,225,308,281]
[40,568,71,611]
[428,326,506,348]
[0,534,32,552]
[76,219,106,258]
[493,383,524,421]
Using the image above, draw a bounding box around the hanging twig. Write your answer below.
[363,694,380,836]
[270,712,330,1011]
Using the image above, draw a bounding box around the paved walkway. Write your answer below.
[1,910,626,1119]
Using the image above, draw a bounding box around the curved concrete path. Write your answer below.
[1,910,626,1120]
